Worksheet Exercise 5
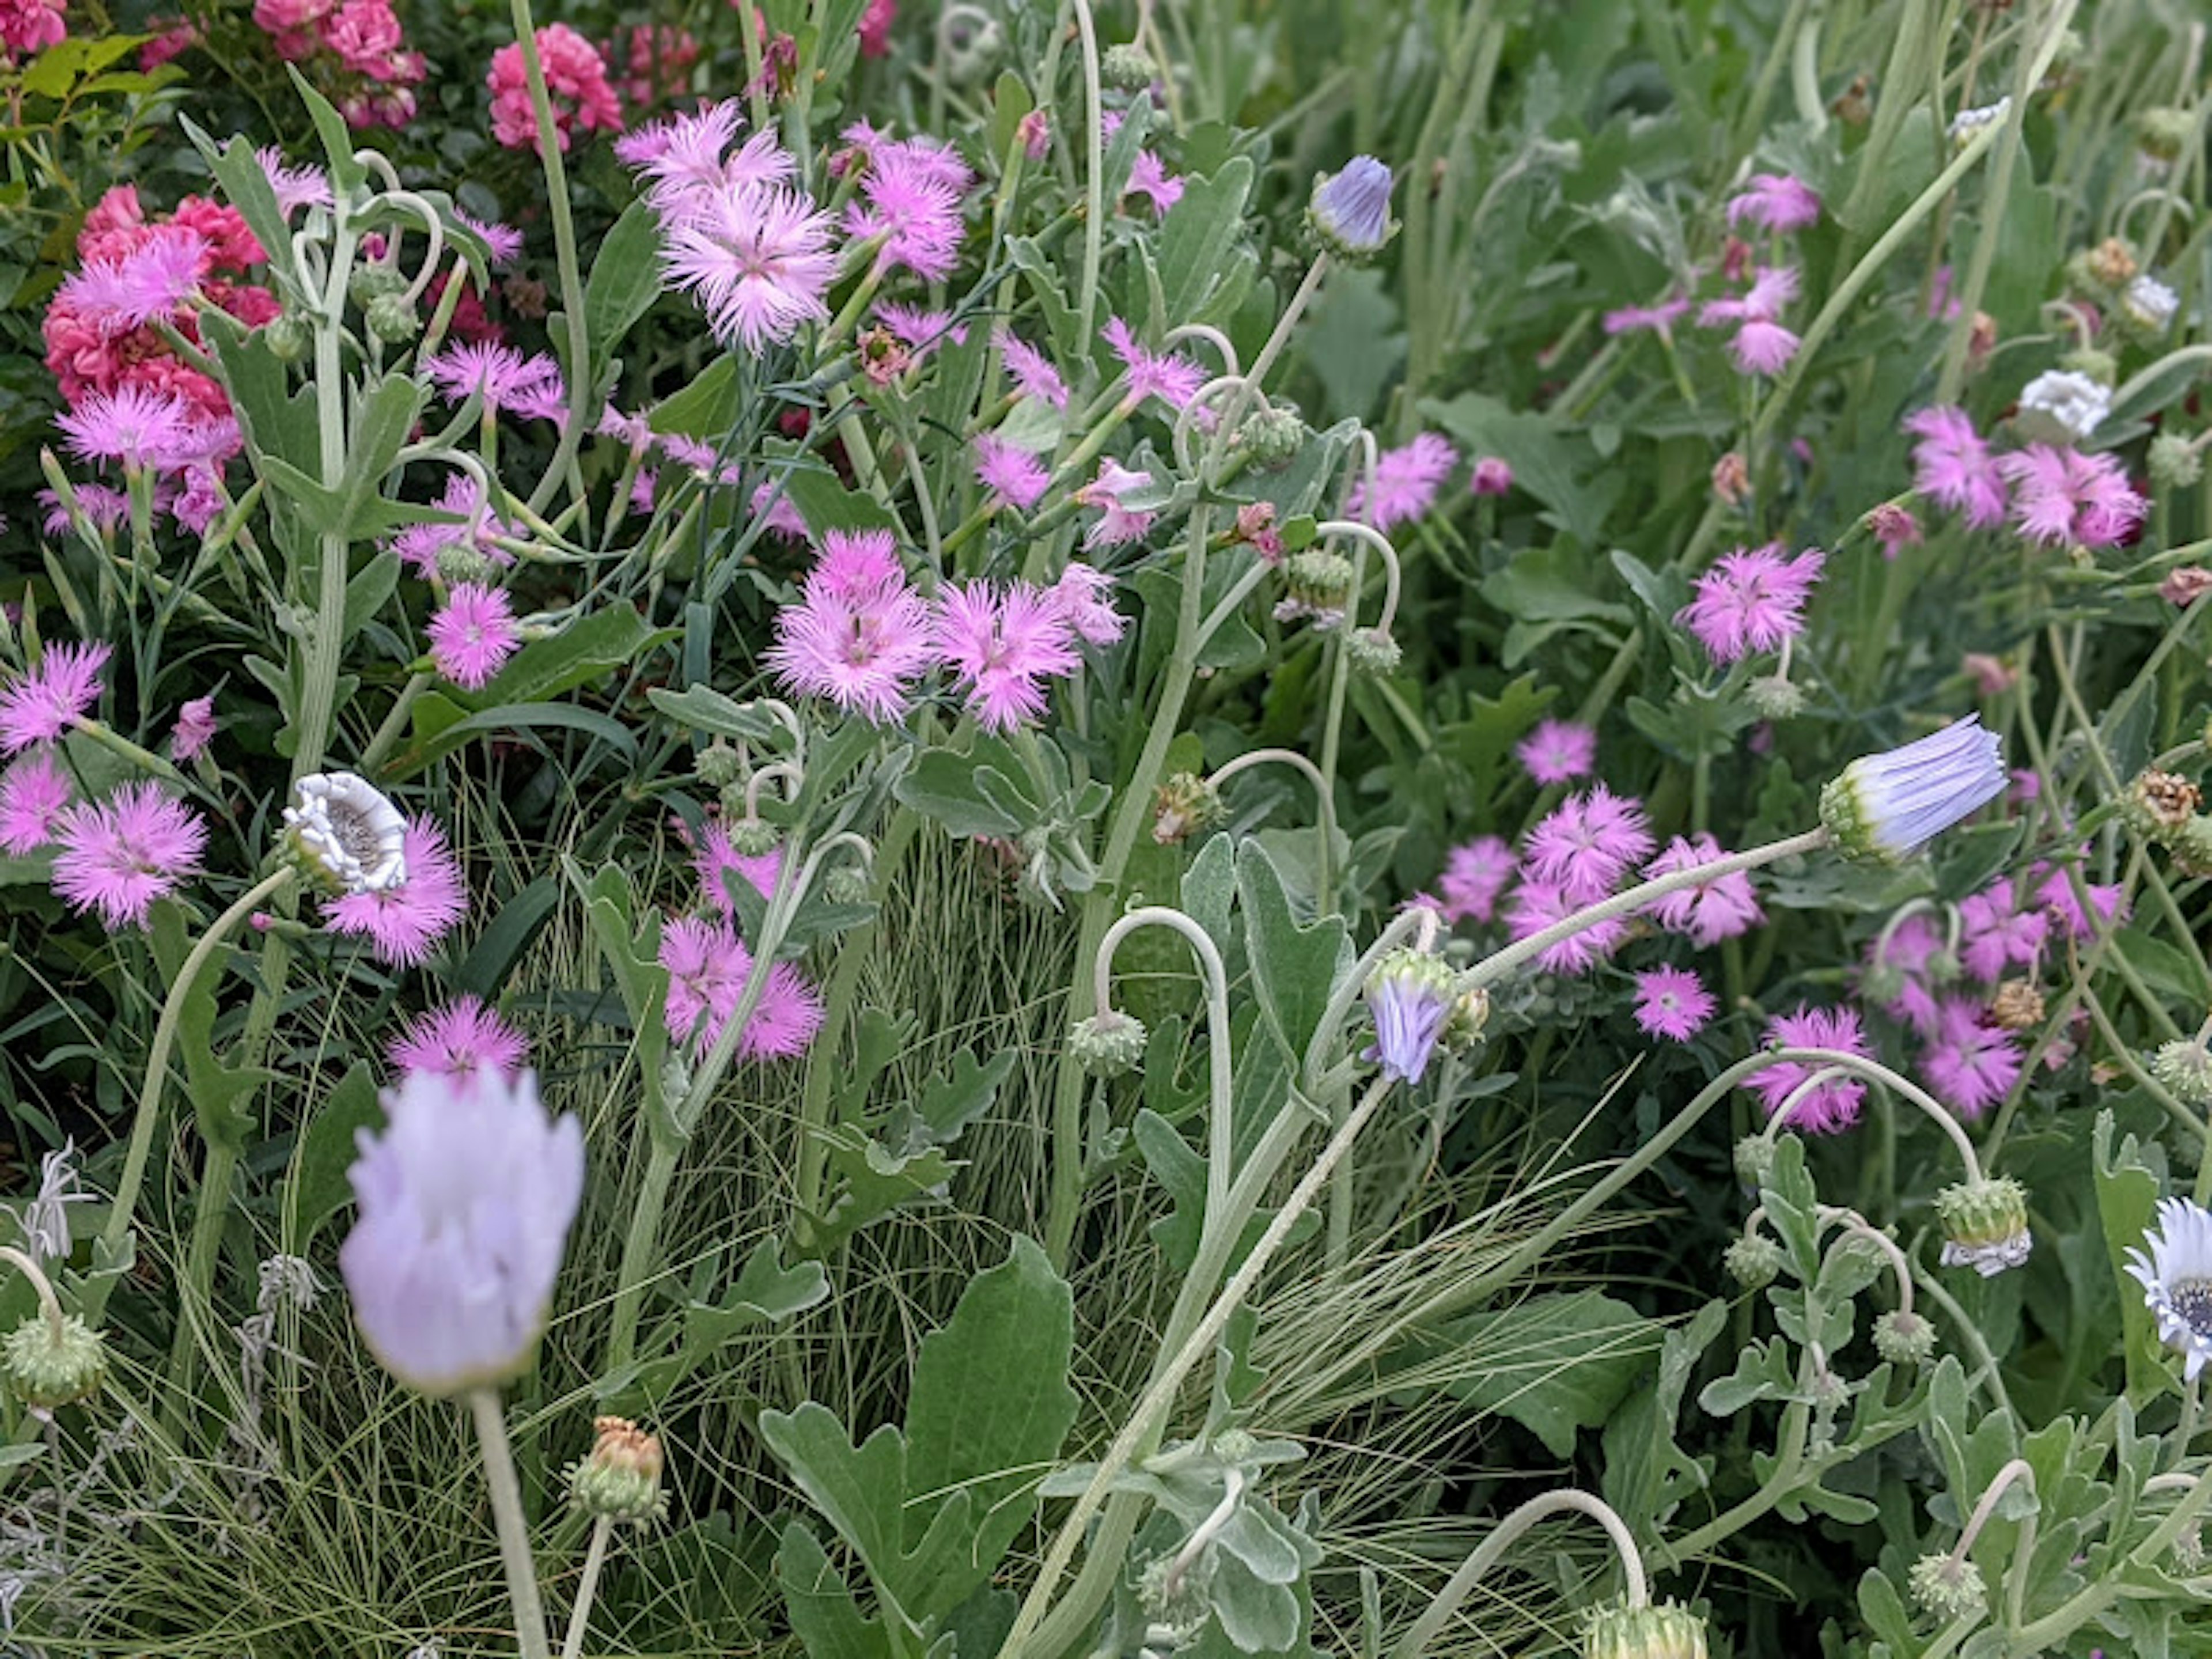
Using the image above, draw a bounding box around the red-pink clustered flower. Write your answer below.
[0,0,65,60]
[488,24,623,154]
[252,0,426,128]
[609,22,699,109]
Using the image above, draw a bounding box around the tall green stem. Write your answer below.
[509,0,595,514]
[470,1389,555,1659]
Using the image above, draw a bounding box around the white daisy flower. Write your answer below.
[2122,274,2180,333]
[2017,369,2112,442]
[2125,1196,2212,1380]
[283,771,409,894]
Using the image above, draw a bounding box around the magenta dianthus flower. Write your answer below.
[422,342,562,415]
[1126,151,1184,218]
[51,782,206,929]
[388,995,529,1089]
[1515,718,1596,786]
[1346,433,1457,532]
[2032,856,2126,940]
[389,474,517,579]
[1919,997,2021,1119]
[169,695,217,762]
[0,640,109,756]
[1749,1004,1872,1133]
[1469,456,1514,497]
[1048,561,1127,647]
[1103,317,1205,411]
[56,228,206,338]
[0,751,72,854]
[975,434,1050,510]
[1676,543,1824,665]
[692,821,782,914]
[1903,406,2009,528]
[324,817,467,965]
[1867,502,1923,560]
[662,183,838,353]
[1725,173,1821,233]
[1633,965,1714,1042]
[1958,880,2047,982]
[767,543,934,725]
[1437,835,1514,925]
[1643,833,1765,946]
[1503,880,1628,976]
[1603,296,1691,336]
[427,583,522,691]
[1522,786,1654,903]
[658,915,823,1058]
[846,141,967,282]
[1077,460,1156,548]
[55,384,194,471]
[998,329,1069,410]
[1995,445,2147,548]
[935,580,1081,732]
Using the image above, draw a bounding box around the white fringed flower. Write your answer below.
[285,771,408,893]
[2017,369,2112,442]
[2124,1196,2212,1381]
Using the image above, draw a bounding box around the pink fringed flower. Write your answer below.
[1437,836,1514,925]
[693,821,782,913]
[2033,857,2126,941]
[54,228,207,338]
[1103,317,1205,411]
[1603,296,1691,336]
[390,473,518,579]
[1077,460,1156,548]
[1994,445,2148,548]
[1958,881,2047,982]
[1346,433,1457,532]
[0,751,73,854]
[1904,406,2008,528]
[1725,173,1821,233]
[1522,786,1654,904]
[388,995,529,1089]
[1919,998,2022,1119]
[427,584,522,691]
[324,818,467,965]
[1126,151,1184,218]
[0,641,109,756]
[998,329,1069,410]
[1749,1004,1871,1134]
[1515,719,1596,786]
[1867,502,1923,560]
[1048,561,1127,647]
[846,139,969,281]
[749,479,811,542]
[935,580,1081,732]
[169,695,217,762]
[661,183,838,352]
[1503,880,1627,976]
[658,915,823,1058]
[975,435,1050,510]
[1863,912,1947,1037]
[1643,834,1765,946]
[766,540,934,725]
[858,0,895,55]
[51,782,206,929]
[1727,319,1800,377]
[1634,966,1715,1041]
[1469,456,1514,497]
[55,384,195,471]
[487,24,623,154]
[1676,543,1824,665]
[422,343,562,415]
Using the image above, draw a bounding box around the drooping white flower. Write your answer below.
[14,1141,89,1266]
[2125,1196,2212,1380]
[284,771,410,893]
[1820,717,2006,863]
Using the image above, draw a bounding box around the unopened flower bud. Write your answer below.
[1345,627,1402,676]
[1988,979,2044,1031]
[1908,1552,1987,1623]
[2169,815,2212,878]
[824,862,873,906]
[1733,1134,1778,1188]
[2153,1039,2212,1108]
[2135,107,2194,164]
[2081,236,2139,290]
[1152,771,1225,845]
[1365,949,1456,1083]
[730,817,781,857]
[2056,346,2118,387]
[1100,41,1156,89]
[2151,437,2204,493]
[1275,548,1355,630]
[3,1313,106,1410]
[1583,1599,1709,1659]
[1234,402,1306,468]
[366,292,419,343]
[1745,673,1804,720]
[1711,450,1750,506]
[1820,717,2006,863]
[263,312,311,362]
[1948,97,2011,147]
[1070,1010,1147,1077]
[1440,983,1491,1055]
[1935,1176,2032,1277]
[1017,109,1050,162]
[2120,275,2179,334]
[434,543,500,586]
[1724,1234,1784,1289]
[660,1051,694,1104]
[1873,1308,1938,1366]
[941,13,1002,86]
[2123,768,2201,840]
[1469,456,1514,497]
[569,1415,665,1523]
[1306,156,1396,262]
[695,745,745,789]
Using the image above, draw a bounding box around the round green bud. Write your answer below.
[2135,107,2195,164]
[2123,768,2201,842]
[1732,1134,1778,1188]
[568,1416,665,1524]
[2150,434,2204,491]
[1440,983,1491,1055]
[730,817,782,858]
[434,543,500,586]
[1724,1234,1784,1289]
[1152,771,1225,846]
[2169,814,2212,878]
[366,292,419,343]
[1583,1599,1709,1659]
[1345,627,1402,676]
[2057,346,2119,387]
[1099,42,1156,90]
[1745,673,1804,720]
[1873,1309,1938,1367]
[942,13,1003,87]
[1282,548,1355,619]
[1908,1552,1986,1623]
[3,1313,107,1410]
[824,862,873,906]
[1234,403,1306,468]
[262,313,312,363]
[2154,1040,2212,1108]
[1070,1010,1147,1077]
[348,262,406,308]
[1934,1176,2032,1278]
[695,744,745,789]
[1210,1427,1259,1464]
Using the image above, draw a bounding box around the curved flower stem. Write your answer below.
[1756,1046,1983,1183]
[469,1389,554,1659]
[1391,1490,1648,1659]
[507,0,594,515]
[1211,255,1328,443]
[559,1516,615,1659]
[1160,1468,1243,1596]
[1300,906,1441,1095]
[1093,907,1236,1222]
[1314,520,1403,638]
[1816,1205,1915,1317]
[1951,1457,2035,1565]
[743,761,804,819]
[0,1247,67,1343]
[1162,323,1241,377]
[1001,1073,1399,1659]
[1207,748,1335,906]
[1464,828,1829,993]
[91,866,298,1313]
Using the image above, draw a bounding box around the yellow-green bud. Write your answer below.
[568,1415,665,1524]
[1733,1135,1778,1188]
[2123,768,2201,842]
[695,745,745,789]
[1345,627,1402,676]
[1440,983,1491,1055]
[263,312,312,363]
[1152,771,1225,846]
[1278,548,1356,629]
[1235,403,1306,468]
[824,862,873,906]
[730,817,781,858]
[1100,42,1156,90]
[2170,815,2212,878]
[2135,107,2195,164]
[1745,673,1804,720]
[1935,1176,2032,1277]
[1583,1600,1709,1659]
[366,292,419,343]
[2149,434,2203,491]
[1724,1234,1784,1289]
[2153,1040,2212,1108]
[1070,1010,1147,1077]
[1873,1308,1938,1366]
[1908,1552,1986,1623]
[3,1313,106,1410]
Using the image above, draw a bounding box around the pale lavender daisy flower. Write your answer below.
[1820,717,2006,863]
[2126,1198,2212,1382]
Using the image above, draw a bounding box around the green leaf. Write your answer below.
[907,1048,1018,1143]
[343,550,399,636]
[2094,1109,2172,1405]
[1236,840,1351,1067]
[1134,1108,1207,1272]
[1602,1298,1725,1542]
[287,65,368,192]
[285,1063,381,1259]
[471,603,671,707]
[776,1525,892,1659]
[1157,157,1254,327]
[647,684,790,744]
[896,745,1025,839]
[1446,1291,1658,1457]
[650,357,741,440]
[391,703,639,779]
[188,126,296,296]
[454,877,562,1001]
[757,1406,929,1611]
[584,199,666,379]
[903,1237,1077,1609]
[1699,1338,1800,1417]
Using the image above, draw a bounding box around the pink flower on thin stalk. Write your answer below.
[0,641,109,756]
[845,141,968,281]
[1503,880,1627,976]
[1918,997,2021,1120]
[1994,445,2147,548]
[1126,151,1183,218]
[1603,296,1691,337]
[1048,561,1127,646]
[1103,317,1205,411]
[1725,174,1821,233]
[658,915,823,1058]
[55,384,195,471]
[169,696,217,762]
[0,751,74,854]
[50,782,206,929]
[421,343,562,414]
[1634,966,1714,1041]
[1437,836,1514,925]
[766,543,935,726]
[1903,406,2008,528]
[693,821,782,914]
[427,584,522,690]
[1642,834,1765,946]
[1346,433,1457,532]
[998,329,1068,410]
[1748,1003,1872,1134]
[1522,786,1654,903]
[1515,719,1596,786]
[975,434,1050,510]
[1866,502,1922,560]
[324,818,467,965]
[1077,460,1155,548]
[661,184,838,352]
[1676,543,1824,665]
[935,580,1081,732]
[388,995,529,1089]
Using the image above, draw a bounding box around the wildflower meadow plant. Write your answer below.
[4,2,2212,1657]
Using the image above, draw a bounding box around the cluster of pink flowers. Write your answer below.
[844,125,973,282]
[252,0,426,128]
[488,23,624,152]
[657,834,823,1059]
[609,22,700,111]
[1699,262,1801,378]
[766,529,1125,732]
[0,0,63,60]
[1903,404,2147,550]
[1605,174,1818,374]
[0,643,213,930]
